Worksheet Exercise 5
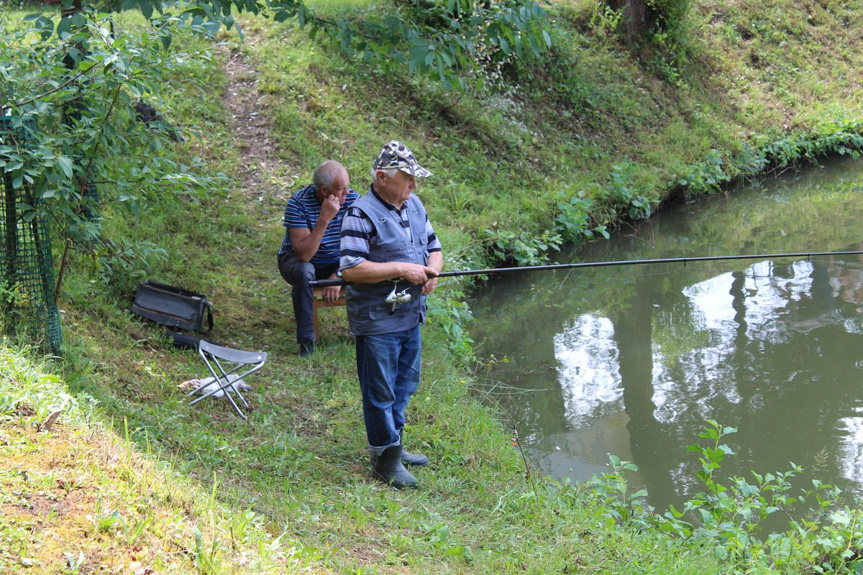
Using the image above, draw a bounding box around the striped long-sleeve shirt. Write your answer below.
[340,188,442,271]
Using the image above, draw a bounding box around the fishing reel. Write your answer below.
[385,281,413,313]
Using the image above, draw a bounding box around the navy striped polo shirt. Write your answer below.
[279,184,359,266]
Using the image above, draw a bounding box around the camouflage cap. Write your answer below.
[372,140,432,178]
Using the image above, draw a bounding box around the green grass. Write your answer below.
[0,345,314,573]
[1,0,863,571]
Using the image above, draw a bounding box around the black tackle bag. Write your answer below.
[131,281,213,333]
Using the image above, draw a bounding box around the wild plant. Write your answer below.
[586,420,863,573]
[554,189,611,243]
[674,149,730,196]
[483,228,562,267]
[597,162,654,221]
[1,11,225,298]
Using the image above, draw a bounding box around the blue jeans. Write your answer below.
[278,253,338,344]
[356,325,422,455]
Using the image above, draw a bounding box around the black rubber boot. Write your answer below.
[401,449,429,467]
[299,341,315,357]
[372,445,418,489]
[371,448,430,467]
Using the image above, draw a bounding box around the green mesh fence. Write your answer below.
[0,115,63,353]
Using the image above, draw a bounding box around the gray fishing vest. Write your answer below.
[346,192,430,336]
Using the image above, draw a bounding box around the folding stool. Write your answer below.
[187,340,267,419]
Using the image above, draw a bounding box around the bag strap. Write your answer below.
[203,302,214,333]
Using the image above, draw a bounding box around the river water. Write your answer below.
[470,156,863,512]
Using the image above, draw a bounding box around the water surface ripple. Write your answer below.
[470,156,863,511]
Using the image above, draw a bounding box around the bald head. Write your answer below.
[313,160,348,191]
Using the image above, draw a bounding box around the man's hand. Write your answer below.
[400,263,439,286]
[421,277,439,295]
[320,194,340,224]
[322,285,342,303]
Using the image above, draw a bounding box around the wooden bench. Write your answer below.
[312,287,346,341]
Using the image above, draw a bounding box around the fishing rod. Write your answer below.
[309,250,863,288]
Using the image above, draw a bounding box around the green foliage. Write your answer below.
[484,226,562,266]
[643,0,695,84]
[429,291,475,363]
[671,120,863,200]
[597,162,654,221]
[90,498,127,534]
[728,142,770,179]
[41,0,551,92]
[676,421,807,544]
[588,2,624,34]
[354,0,552,90]
[674,149,730,196]
[554,190,610,242]
[0,347,76,423]
[762,121,863,167]
[646,0,692,30]
[89,237,168,296]
[1,10,225,295]
[588,454,652,528]
[588,421,863,573]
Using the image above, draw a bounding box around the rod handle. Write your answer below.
[310,278,347,288]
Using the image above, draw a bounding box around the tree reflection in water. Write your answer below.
[470,156,863,513]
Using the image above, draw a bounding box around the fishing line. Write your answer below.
[310,250,863,288]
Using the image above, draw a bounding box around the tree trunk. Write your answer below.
[605,0,655,40]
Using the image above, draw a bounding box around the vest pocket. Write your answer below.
[346,302,367,320]
[369,302,412,320]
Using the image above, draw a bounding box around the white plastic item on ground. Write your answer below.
[178,374,251,398]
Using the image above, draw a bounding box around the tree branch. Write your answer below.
[12,62,100,108]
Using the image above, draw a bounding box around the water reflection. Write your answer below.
[470,156,863,512]
[840,416,863,483]
[555,314,622,427]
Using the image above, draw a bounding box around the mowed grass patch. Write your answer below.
[0,346,316,574]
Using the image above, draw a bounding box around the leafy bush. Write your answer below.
[1,10,224,296]
[428,292,475,363]
[587,454,652,529]
[754,121,863,175]
[586,420,863,573]
[89,237,168,297]
[674,149,730,196]
[484,227,562,266]
[729,142,770,179]
[334,0,552,91]
[554,189,610,242]
[598,162,654,221]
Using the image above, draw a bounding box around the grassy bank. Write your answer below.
[2,0,863,572]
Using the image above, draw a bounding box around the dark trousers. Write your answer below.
[278,253,338,344]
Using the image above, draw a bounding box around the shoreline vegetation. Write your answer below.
[1,0,862,572]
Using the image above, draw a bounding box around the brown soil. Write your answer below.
[222,45,296,207]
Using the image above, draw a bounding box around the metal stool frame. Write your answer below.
[187,340,267,419]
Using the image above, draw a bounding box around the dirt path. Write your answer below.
[221,45,296,206]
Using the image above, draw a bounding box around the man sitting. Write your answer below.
[278,160,358,356]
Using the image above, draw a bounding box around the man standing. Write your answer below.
[278,160,358,357]
[340,141,443,488]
